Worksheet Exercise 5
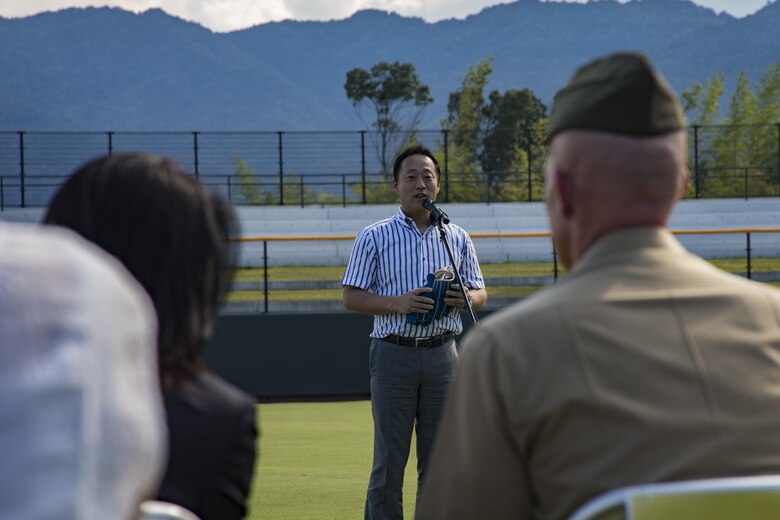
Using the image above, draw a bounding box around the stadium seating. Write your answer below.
[3,198,780,266]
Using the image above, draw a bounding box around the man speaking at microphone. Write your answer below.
[343,144,487,519]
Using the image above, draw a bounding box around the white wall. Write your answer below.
[4,198,780,266]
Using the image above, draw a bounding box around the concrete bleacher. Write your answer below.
[3,198,780,266]
[234,198,780,266]
[235,202,552,237]
[234,198,780,235]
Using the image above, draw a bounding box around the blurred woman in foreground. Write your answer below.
[44,153,257,520]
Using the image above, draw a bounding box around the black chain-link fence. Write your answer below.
[1,124,778,209]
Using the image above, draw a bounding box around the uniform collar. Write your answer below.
[572,226,685,276]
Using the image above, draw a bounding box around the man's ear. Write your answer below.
[554,170,575,218]
[676,168,690,200]
[392,176,399,193]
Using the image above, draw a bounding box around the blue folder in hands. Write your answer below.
[406,266,455,326]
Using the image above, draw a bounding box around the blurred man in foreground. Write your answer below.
[416,51,780,520]
[0,222,166,520]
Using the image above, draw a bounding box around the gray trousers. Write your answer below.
[364,337,459,520]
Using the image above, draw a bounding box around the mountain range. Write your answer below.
[1,0,779,132]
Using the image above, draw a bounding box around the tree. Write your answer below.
[708,71,758,196]
[682,59,780,198]
[681,73,724,126]
[681,73,724,197]
[440,58,493,201]
[345,62,433,175]
[443,58,493,164]
[437,59,550,202]
[750,58,780,194]
[479,89,547,201]
[755,58,780,125]
[235,156,273,205]
[707,64,780,197]
[235,157,332,206]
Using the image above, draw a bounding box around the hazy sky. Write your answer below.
[0,0,772,32]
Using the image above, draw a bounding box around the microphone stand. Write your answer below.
[433,216,479,325]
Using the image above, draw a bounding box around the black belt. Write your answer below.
[383,334,454,348]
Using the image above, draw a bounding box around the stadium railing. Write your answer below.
[1,123,779,208]
[223,228,780,314]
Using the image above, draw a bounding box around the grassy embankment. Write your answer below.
[228,258,780,302]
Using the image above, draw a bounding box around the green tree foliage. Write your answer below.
[709,71,759,197]
[682,73,724,126]
[682,74,724,197]
[436,59,550,202]
[443,58,492,164]
[756,60,780,125]
[751,60,780,190]
[441,58,546,202]
[440,58,493,202]
[235,157,342,206]
[361,177,398,204]
[479,89,547,201]
[685,58,780,198]
[345,62,433,175]
[235,156,273,204]
[281,173,339,206]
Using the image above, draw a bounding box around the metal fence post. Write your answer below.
[193,131,200,180]
[526,127,533,202]
[693,125,700,199]
[18,131,25,208]
[263,240,269,313]
[360,130,366,204]
[552,242,559,281]
[277,131,284,205]
[107,131,113,156]
[443,129,449,203]
[776,123,780,195]
[746,232,752,279]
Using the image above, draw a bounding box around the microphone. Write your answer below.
[423,198,450,224]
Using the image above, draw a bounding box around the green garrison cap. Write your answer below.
[546,51,685,143]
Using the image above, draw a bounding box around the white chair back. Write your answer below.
[139,500,201,520]
[568,474,780,520]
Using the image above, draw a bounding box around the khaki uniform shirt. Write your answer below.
[417,227,780,520]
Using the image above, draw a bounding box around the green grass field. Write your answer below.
[240,258,780,517]
[248,400,418,519]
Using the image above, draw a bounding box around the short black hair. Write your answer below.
[44,153,239,387]
[392,144,441,181]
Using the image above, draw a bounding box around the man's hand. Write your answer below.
[444,284,470,309]
[395,287,434,314]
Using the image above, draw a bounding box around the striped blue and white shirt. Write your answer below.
[342,208,485,339]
